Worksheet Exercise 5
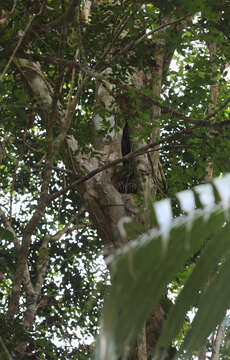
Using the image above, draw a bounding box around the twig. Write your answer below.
[0,0,46,82]
[79,64,230,125]
[57,174,66,223]
[19,52,230,126]
[50,10,68,117]
[66,67,76,121]
[35,235,50,293]
[76,6,88,66]
[0,336,13,360]
[97,10,134,66]
[49,114,230,202]
[0,15,36,82]
[7,107,55,320]
[203,94,230,122]
[210,319,226,360]
[52,166,75,175]
[9,109,33,219]
[0,207,20,249]
[111,14,192,63]
[65,74,90,126]
[20,140,43,154]
[20,236,49,340]
[9,0,17,16]
[50,212,86,242]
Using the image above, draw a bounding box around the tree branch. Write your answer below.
[0,1,46,82]
[0,207,20,249]
[79,64,230,126]
[111,14,193,63]
[7,105,55,319]
[50,213,86,242]
[210,320,226,360]
[0,336,13,360]
[18,54,230,127]
[49,117,230,202]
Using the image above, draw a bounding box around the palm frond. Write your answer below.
[95,174,230,360]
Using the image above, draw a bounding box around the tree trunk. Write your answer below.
[12,7,187,359]
[204,41,218,183]
[66,19,170,360]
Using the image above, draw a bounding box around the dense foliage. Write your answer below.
[1,0,230,359]
[98,175,230,359]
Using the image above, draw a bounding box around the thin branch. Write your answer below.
[110,14,192,64]
[21,51,230,127]
[83,64,230,126]
[66,67,76,121]
[51,166,75,175]
[137,325,147,360]
[57,173,66,222]
[76,5,88,66]
[210,320,226,360]
[8,113,55,320]
[9,0,17,16]
[17,53,80,69]
[20,140,43,154]
[16,237,49,355]
[49,114,230,202]
[0,336,13,360]
[198,345,207,360]
[50,11,68,118]
[1,12,37,82]
[203,94,230,122]
[12,54,230,207]
[50,212,86,242]
[204,40,218,182]
[97,10,135,66]
[7,49,87,319]
[114,76,230,125]
[46,127,195,201]
[19,52,230,126]
[78,64,230,125]
[0,1,17,27]
[51,224,86,242]
[65,74,90,126]
[23,213,86,330]
[0,210,35,328]
[17,236,49,353]
[35,235,50,294]
[0,207,20,249]
[9,122,30,220]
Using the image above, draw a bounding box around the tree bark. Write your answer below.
[11,7,189,359]
[210,321,226,360]
[204,41,218,183]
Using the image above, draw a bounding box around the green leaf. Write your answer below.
[95,174,230,360]
[182,248,230,354]
[157,221,230,352]
[0,227,14,241]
